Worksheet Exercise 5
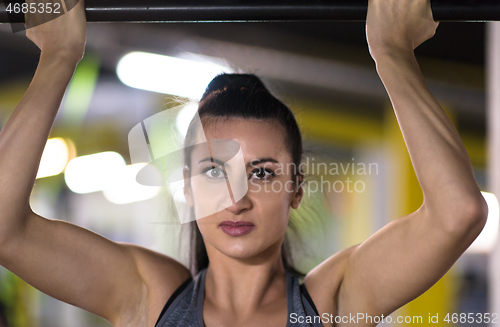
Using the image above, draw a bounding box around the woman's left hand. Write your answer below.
[366,0,439,60]
[311,1,487,321]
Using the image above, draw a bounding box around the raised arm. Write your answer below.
[0,2,189,326]
[306,0,488,325]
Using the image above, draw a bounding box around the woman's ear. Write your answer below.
[183,167,194,207]
[291,175,304,210]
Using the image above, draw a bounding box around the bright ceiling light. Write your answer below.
[103,163,161,205]
[64,152,126,194]
[117,51,232,100]
[36,138,72,179]
[467,191,500,253]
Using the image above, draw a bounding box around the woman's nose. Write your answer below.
[225,192,252,215]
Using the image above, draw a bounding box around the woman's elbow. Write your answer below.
[449,194,488,236]
[427,193,489,237]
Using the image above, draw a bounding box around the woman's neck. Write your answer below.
[203,241,287,316]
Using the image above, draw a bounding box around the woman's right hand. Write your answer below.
[1,3,190,326]
[25,0,87,62]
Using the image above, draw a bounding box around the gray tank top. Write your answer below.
[155,268,323,327]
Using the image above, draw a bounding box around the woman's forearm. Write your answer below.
[0,53,79,238]
[374,51,486,222]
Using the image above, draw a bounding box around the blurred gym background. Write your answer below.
[0,19,499,327]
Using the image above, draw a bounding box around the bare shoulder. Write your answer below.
[119,243,192,326]
[303,244,361,316]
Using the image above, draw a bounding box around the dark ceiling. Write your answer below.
[268,22,486,66]
[0,20,486,84]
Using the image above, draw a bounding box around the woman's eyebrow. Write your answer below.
[198,157,224,166]
[198,157,279,168]
[247,158,279,168]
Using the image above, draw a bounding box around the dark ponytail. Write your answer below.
[184,73,305,278]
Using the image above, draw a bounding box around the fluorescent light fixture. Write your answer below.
[467,191,500,253]
[36,138,72,179]
[176,102,199,138]
[103,163,161,205]
[117,51,232,100]
[64,152,126,194]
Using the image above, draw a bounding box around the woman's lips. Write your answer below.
[219,221,255,237]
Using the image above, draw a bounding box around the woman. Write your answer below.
[0,0,488,326]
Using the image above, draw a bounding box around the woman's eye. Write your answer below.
[204,167,225,179]
[250,168,275,181]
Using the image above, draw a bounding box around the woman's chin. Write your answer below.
[220,242,263,259]
[212,237,283,262]
[206,238,264,259]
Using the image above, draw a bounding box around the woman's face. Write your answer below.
[184,117,303,260]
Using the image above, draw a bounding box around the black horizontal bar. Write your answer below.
[1,0,499,23]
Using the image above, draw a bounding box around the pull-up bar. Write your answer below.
[1,0,499,23]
